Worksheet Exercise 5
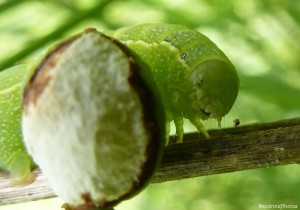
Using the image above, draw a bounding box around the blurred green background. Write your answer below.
[0,0,300,209]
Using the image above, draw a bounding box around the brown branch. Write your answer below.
[1,118,300,205]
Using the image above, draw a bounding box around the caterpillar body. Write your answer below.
[0,65,34,185]
[114,23,239,143]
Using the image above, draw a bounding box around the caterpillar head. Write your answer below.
[188,60,239,125]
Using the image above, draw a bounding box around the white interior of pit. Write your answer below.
[22,31,149,205]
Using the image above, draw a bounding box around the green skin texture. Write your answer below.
[0,65,34,185]
[0,24,238,186]
[114,23,239,143]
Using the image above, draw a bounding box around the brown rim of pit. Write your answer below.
[105,37,165,208]
[22,29,95,114]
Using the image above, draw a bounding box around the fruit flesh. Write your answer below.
[22,29,165,209]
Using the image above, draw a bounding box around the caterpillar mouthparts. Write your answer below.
[115,23,239,143]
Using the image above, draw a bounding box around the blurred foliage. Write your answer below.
[0,0,300,209]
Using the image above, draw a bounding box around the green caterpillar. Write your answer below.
[114,23,239,143]
[0,23,238,187]
[0,65,34,185]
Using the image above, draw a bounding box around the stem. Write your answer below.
[1,118,300,205]
[153,118,300,182]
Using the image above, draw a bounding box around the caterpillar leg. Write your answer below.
[10,153,35,185]
[174,115,184,143]
[189,117,210,139]
[165,122,170,145]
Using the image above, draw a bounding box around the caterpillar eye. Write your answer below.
[190,74,204,89]
[196,79,203,87]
